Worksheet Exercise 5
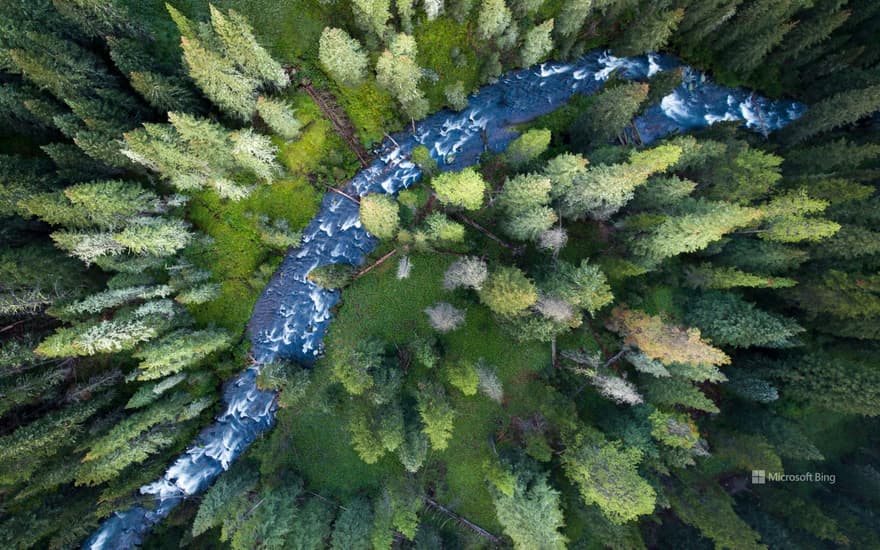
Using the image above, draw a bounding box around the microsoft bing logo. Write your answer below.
[751,470,766,484]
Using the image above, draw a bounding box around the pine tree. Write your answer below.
[444,80,469,111]
[562,429,656,524]
[521,20,555,66]
[630,198,759,261]
[477,0,513,40]
[504,129,552,169]
[319,28,369,87]
[545,260,614,315]
[479,267,539,317]
[133,328,232,380]
[668,473,765,550]
[489,460,567,549]
[359,194,400,239]
[685,291,803,348]
[329,339,384,395]
[555,0,593,38]
[543,152,589,199]
[561,144,680,220]
[179,35,259,120]
[781,84,880,145]
[352,0,393,38]
[330,497,373,550]
[574,81,648,146]
[684,264,797,289]
[613,8,684,56]
[375,33,429,120]
[208,6,288,88]
[421,212,466,245]
[608,307,730,367]
[256,96,302,140]
[415,381,456,450]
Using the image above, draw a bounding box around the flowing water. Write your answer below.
[84,50,804,549]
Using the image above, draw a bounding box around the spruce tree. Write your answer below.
[375,33,429,120]
[319,28,369,87]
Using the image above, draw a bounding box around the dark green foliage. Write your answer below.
[686,291,803,348]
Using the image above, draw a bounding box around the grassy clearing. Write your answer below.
[275,251,583,532]
[186,176,321,335]
[414,16,482,108]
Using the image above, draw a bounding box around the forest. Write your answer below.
[1,0,879,548]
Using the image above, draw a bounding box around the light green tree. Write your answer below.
[521,20,555,66]
[479,267,538,317]
[431,167,486,210]
[359,194,400,239]
[319,28,369,87]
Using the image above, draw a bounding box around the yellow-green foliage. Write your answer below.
[186,177,320,332]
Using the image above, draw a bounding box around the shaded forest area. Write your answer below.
[1,0,880,548]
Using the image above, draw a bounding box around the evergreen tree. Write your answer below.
[330,339,385,395]
[685,291,804,348]
[256,96,302,140]
[319,28,369,87]
[375,33,429,120]
[781,84,880,145]
[330,497,373,550]
[133,328,232,380]
[352,0,393,38]
[562,144,680,220]
[555,0,593,38]
[489,460,567,549]
[479,267,539,317]
[477,0,513,41]
[574,82,648,146]
[562,429,656,524]
[415,381,456,450]
[504,129,552,169]
[630,198,759,262]
[613,8,684,56]
[521,20,555,66]
[609,307,730,367]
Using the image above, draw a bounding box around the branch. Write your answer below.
[453,213,520,252]
[355,248,398,279]
[424,497,502,544]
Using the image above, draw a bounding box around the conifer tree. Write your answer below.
[685,291,803,348]
[330,497,373,550]
[561,144,680,220]
[555,0,593,38]
[574,81,648,146]
[415,381,456,450]
[630,198,759,261]
[504,129,552,169]
[608,307,730,367]
[479,267,539,317]
[562,429,656,524]
[477,0,513,41]
[781,84,880,145]
[256,96,302,140]
[521,20,555,66]
[319,28,369,87]
[352,0,393,38]
[489,460,567,549]
[614,7,684,56]
[375,33,429,120]
[133,328,232,380]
